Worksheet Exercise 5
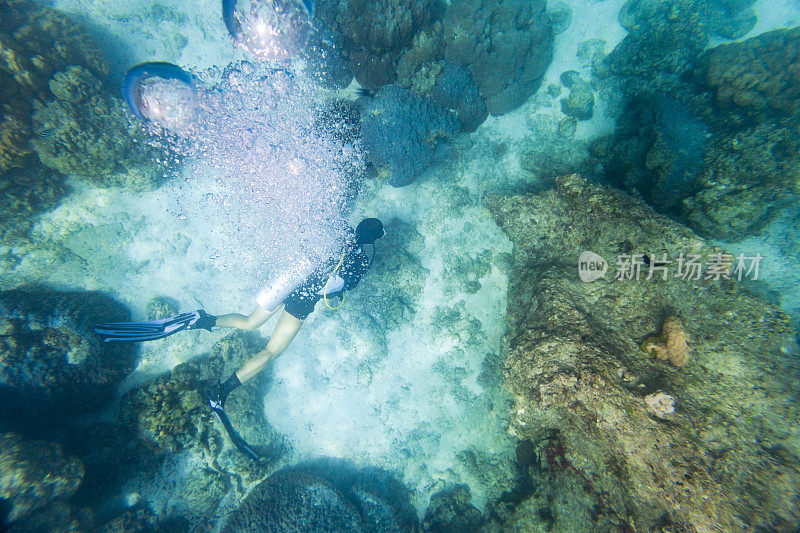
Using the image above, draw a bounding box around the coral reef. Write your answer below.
[593,94,708,212]
[603,0,710,96]
[118,331,286,526]
[0,0,108,173]
[640,315,691,366]
[547,1,572,35]
[222,458,418,531]
[693,26,800,126]
[0,0,163,191]
[596,21,800,241]
[559,75,594,121]
[314,0,442,90]
[30,66,161,189]
[429,62,488,133]
[120,331,281,459]
[360,85,458,187]
[0,433,83,524]
[484,175,800,530]
[313,98,366,209]
[0,288,136,426]
[442,0,553,116]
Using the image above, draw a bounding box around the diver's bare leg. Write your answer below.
[235,310,304,383]
[215,305,276,330]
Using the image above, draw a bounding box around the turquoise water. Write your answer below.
[1,0,799,531]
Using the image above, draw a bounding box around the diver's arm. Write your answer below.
[215,305,279,331]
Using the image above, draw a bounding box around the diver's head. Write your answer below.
[356,218,385,246]
[123,62,198,133]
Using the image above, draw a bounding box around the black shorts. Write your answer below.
[283,279,343,320]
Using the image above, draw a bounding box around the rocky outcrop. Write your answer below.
[0,288,136,426]
[0,433,84,526]
[596,24,800,241]
[222,458,418,532]
[485,175,800,531]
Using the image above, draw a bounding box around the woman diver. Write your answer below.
[99,61,386,460]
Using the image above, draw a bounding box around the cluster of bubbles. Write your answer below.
[223,0,314,61]
[122,0,364,297]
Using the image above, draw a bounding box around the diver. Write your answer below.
[93,218,385,458]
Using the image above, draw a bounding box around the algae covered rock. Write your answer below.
[222,458,418,532]
[560,78,594,121]
[117,331,288,527]
[0,288,136,425]
[484,175,800,531]
[0,433,84,524]
[119,331,283,465]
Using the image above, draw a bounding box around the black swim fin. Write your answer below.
[92,309,215,343]
[209,402,263,462]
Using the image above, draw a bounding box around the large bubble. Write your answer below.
[123,62,199,135]
[139,61,366,301]
[223,0,313,60]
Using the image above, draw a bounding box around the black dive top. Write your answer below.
[282,227,371,320]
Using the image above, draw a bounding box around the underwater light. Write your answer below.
[123,62,199,134]
[222,0,313,61]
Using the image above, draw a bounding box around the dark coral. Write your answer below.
[594,94,707,212]
[422,484,485,532]
[442,0,554,116]
[0,433,84,524]
[0,164,69,239]
[429,62,488,133]
[222,458,418,532]
[603,0,710,96]
[596,25,800,241]
[314,0,443,90]
[360,85,458,187]
[0,288,136,425]
[692,26,800,126]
